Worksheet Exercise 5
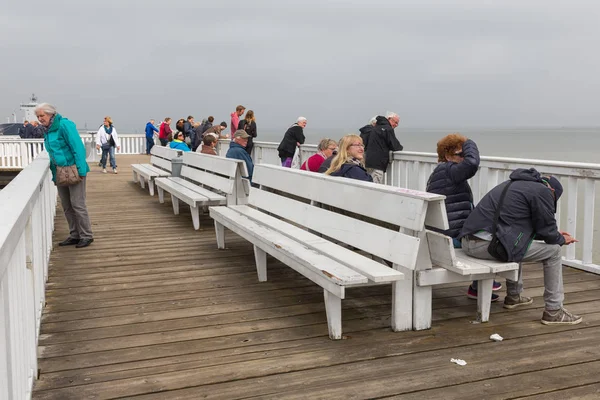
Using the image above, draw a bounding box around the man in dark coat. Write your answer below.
[183,116,195,148]
[277,117,306,167]
[362,112,403,183]
[459,168,581,325]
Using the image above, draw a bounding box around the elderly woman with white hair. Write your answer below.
[35,103,94,248]
[277,116,307,167]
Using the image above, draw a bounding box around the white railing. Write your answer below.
[0,153,57,400]
[0,139,45,170]
[236,141,600,274]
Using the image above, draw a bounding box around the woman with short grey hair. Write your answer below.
[35,102,94,248]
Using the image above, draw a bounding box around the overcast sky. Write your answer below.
[2,0,600,133]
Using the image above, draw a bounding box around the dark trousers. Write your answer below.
[160,138,168,146]
[146,137,154,154]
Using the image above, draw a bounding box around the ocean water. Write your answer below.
[256,127,599,163]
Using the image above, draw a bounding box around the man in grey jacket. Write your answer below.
[459,168,580,325]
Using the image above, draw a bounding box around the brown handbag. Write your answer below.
[55,164,83,186]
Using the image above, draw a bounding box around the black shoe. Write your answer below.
[59,237,80,246]
[76,238,94,248]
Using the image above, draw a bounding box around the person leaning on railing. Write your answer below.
[426,134,502,302]
[35,102,94,248]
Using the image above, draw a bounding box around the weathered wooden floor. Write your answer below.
[32,155,600,400]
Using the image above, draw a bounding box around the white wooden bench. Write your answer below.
[209,164,449,339]
[131,146,182,196]
[155,152,248,230]
[416,228,520,325]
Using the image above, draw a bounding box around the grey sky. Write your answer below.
[2,0,600,133]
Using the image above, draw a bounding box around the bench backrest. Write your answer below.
[249,164,448,270]
[150,146,182,173]
[181,152,249,204]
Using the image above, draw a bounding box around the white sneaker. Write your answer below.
[113,168,118,174]
[102,169,107,174]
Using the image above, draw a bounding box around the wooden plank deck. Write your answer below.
[32,155,600,400]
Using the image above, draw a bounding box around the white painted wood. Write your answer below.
[426,230,491,275]
[454,250,518,274]
[214,220,225,249]
[254,245,267,282]
[182,152,240,178]
[423,200,450,230]
[149,155,173,172]
[582,178,595,264]
[171,195,179,215]
[148,180,155,196]
[190,206,200,230]
[132,170,138,183]
[412,229,433,330]
[139,175,146,189]
[246,189,419,269]
[229,205,405,282]
[324,290,343,340]
[476,278,494,323]
[181,165,235,195]
[157,186,165,204]
[391,265,413,331]
[565,176,578,260]
[252,164,444,230]
[155,178,217,206]
[209,206,367,294]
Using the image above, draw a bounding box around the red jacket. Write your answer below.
[159,122,172,139]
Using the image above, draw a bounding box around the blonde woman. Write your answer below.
[325,134,372,182]
[95,116,121,174]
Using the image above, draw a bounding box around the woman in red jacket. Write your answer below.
[158,117,172,146]
[301,138,338,172]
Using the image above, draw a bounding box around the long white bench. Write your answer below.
[155,152,248,230]
[131,146,182,196]
[416,230,519,324]
[209,164,450,339]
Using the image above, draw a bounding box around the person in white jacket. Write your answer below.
[95,116,121,174]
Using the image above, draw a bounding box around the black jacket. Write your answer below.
[183,121,195,140]
[426,139,480,238]
[238,119,257,150]
[200,121,212,134]
[277,124,305,159]
[362,116,403,172]
[318,155,334,173]
[32,126,44,138]
[459,168,565,262]
[329,162,373,182]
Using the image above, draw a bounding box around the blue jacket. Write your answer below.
[226,141,254,181]
[426,139,480,238]
[329,161,373,182]
[145,122,158,139]
[44,114,90,182]
[459,168,565,262]
[169,140,190,152]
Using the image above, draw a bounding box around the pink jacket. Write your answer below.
[230,112,239,137]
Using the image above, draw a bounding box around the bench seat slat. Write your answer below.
[455,249,519,273]
[155,177,221,206]
[229,205,404,283]
[210,206,369,293]
[169,177,227,203]
[131,164,171,178]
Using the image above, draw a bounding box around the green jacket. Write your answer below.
[43,114,90,182]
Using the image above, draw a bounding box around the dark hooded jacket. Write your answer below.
[459,168,565,262]
[362,116,403,172]
[318,155,334,173]
[426,139,480,237]
[329,161,373,182]
[277,124,305,159]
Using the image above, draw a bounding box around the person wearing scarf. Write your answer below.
[95,116,121,174]
[325,134,373,182]
[300,138,338,172]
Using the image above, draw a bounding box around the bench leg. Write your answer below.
[157,186,165,203]
[132,170,138,183]
[477,278,494,323]
[391,277,413,332]
[148,179,155,196]
[172,195,180,215]
[254,245,267,282]
[139,176,146,189]
[324,290,342,340]
[191,206,200,230]
[215,221,226,249]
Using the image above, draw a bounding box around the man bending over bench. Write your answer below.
[459,168,581,326]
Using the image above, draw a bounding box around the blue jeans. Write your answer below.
[146,137,154,154]
[101,146,116,169]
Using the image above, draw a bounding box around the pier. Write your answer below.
[3,142,600,399]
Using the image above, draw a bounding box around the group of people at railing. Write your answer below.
[18,119,44,138]
[26,99,584,325]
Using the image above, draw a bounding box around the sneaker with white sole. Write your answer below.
[541,308,582,325]
[503,294,533,309]
[113,168,118,174]
[102,168,107,174]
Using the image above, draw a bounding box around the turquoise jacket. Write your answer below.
[169,140,191,152]
[44,114,90,182]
